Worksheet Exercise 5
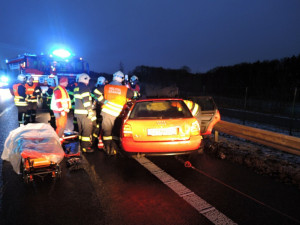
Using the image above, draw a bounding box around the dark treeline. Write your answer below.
[90,54,300,103]
[130,54,300,102]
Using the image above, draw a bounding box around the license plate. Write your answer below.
[147,127,177,136]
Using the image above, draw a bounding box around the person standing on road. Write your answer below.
[43,80,56,129]
[12,74,28,126]
[74,73,96,153]
[101,71,135,156]
[67,81,78,132]
[51,77,71,140]
[91,76,107,148]
[25,76,41,123]
[126,75,140,94]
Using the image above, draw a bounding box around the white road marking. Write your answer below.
[0,105,14,117]
[135,156,237,225]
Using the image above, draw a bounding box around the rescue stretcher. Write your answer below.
[1,123,65,183]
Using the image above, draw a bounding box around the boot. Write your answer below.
[103,140,112,155]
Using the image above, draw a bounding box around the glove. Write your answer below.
[87,110,95,119]
[61,111,66,116]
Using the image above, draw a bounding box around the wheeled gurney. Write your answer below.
[1,123,65,183]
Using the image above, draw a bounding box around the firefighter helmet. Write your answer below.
[96,76,106,86]
[17,74,26,83]
[113,71,124,81]
[78,73,90,83]
[130,75,138,86]
[28,76,34,83]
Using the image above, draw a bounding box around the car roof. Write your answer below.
[136,98,184,102]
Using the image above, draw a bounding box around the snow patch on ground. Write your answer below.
[204,117,300,189]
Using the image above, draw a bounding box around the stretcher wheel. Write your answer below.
[52,165,62,180]
[24,174,33,183]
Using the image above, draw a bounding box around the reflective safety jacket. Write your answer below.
[184,100,200,117]
[51,85,71,113]
[74,82,93,116]
[126,83,140,93]
[102,83,133,117]
[67,83,78,109]
[91,85,105,103]
[25,83,41,103]
[13,83,28,107]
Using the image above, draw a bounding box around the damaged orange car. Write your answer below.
[120,98,219,156]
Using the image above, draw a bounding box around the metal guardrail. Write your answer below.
[213,120,300,156]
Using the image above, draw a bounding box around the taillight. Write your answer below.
[191,120,200,136]
[122,123,132,137]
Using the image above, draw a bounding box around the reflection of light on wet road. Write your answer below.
[135,157,237,225]
[0,105,14,117]
[0,89,13,103]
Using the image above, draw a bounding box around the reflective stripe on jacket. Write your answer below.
[74,82,92,115]
[92,86,104,102]
[102,84,128,117]
[13,83,28,106]
[184,100,200,116]
[51,85,71,113]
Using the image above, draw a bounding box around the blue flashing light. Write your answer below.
[52,49,71,58]
[0,75,9,87]
[1,75,9,83]
[5,59,8,63]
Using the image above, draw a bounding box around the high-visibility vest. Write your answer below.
[51,85,71,113]
[25,83,39,103]
[184,100,200,116]
[13,83,28,106]
[25,83,37,95]
[102,84,128,117]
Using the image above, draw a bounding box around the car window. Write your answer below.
[191,97,217,111]
[129,100,193,119]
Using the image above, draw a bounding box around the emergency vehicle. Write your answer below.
[5,49,89,92]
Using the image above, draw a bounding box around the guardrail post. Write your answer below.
[243,87,248,125]
[289,87,297,135]
[214,130,219,142]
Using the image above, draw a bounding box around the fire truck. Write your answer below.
[5,49,89,92]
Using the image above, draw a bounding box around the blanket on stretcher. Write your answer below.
[1,123,64,174]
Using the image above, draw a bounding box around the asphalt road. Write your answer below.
[0,89,300,225]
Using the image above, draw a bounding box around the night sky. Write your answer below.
[0,0,300,74]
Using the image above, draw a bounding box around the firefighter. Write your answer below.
[91,76,107,148]
[51,77,71,140]
[127,75,140,92]
[74,73,96,153]
[25,76,41,123]
[101,71,135,156]
[43,80,56,129]
[184,100,201,127]
[67,81,78,132]
[12,74,28,126]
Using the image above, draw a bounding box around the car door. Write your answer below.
[190,96,220,135]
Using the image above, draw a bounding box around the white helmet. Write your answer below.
[130,75,138,86]
[17,74,26,83]
[78,73,90,83]
[130,75,138,82]
[113,71,124,81]
[96,76,106,86]
[27,76,34,83]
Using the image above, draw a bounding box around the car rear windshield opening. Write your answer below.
[129,100,193,119]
